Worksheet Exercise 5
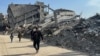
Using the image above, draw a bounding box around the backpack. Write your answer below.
[34,31,38,38]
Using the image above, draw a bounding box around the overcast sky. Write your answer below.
[0,0,100,18]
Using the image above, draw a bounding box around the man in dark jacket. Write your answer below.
[31,27,43,53]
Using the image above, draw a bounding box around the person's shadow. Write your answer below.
[3,53,37,56]
[10,42,48,49]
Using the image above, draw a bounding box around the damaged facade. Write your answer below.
[7,1,77,29]
[56,9,76,18]
[7,2,47,29]
[54,8,77,23]
[0,13,9,31]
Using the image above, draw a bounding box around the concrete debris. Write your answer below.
[43,14,100,55]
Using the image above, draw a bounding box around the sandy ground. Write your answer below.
[0,35,89,56]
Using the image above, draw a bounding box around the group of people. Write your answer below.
[10,31,22,43]
[10,26,44,53]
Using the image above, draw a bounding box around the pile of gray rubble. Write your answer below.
[43,14,100,54]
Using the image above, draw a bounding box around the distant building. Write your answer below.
[0,13,4,26]
[54,8,77,23]
[0,13,4,20]
[7,2,46,28]
[55,8,76,19]
[0,13,8,31]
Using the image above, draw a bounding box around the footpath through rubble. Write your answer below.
[0,35,89,56]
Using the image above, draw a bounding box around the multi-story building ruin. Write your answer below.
[55,9,76,19]
[54,8,77,23]
[0,13,8,31]
[7,1,78,29]
[7,2,47,28]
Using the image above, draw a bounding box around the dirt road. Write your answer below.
[0,35,89,56]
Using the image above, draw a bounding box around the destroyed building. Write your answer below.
[41,8,77,28]
[6,1,100,55]
[55,9,76,18]
[7,2,47,29]
[54,9,76,23]
[0,13,9,31]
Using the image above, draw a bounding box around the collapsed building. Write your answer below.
[0,13,10,32]
[6,1,100,55]
[55,8,76,20]
[8,1,99,55]
[7,1,48,29]
[7,1,79,30]
[0,13,6,31]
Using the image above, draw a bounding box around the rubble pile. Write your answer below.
[22,13,100,54]
[44,14,100,54]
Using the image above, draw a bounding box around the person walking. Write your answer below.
[10,32,14,43]
[18,31,22,42]
[31,27,43,53]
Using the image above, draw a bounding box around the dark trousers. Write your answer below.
[10,37,13,42]
[33,40,40,51]
[18,35,22,42]
[18,37,21,42]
